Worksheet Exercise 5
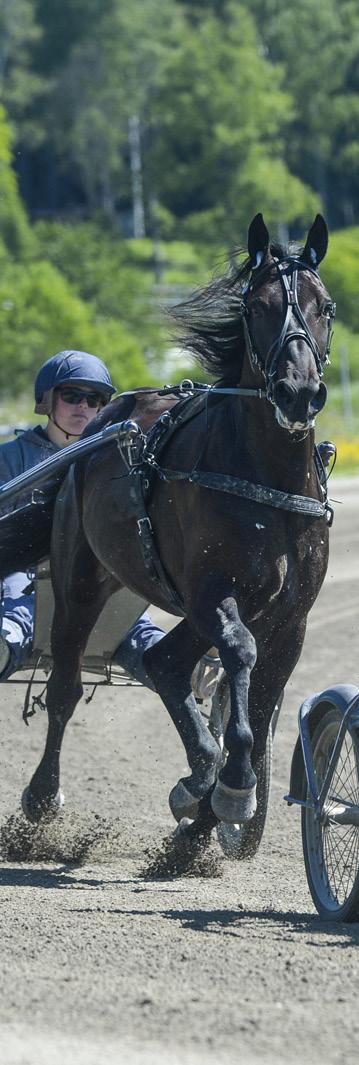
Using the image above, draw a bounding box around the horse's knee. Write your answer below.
[241,630,257,671]
[221,628,257,674]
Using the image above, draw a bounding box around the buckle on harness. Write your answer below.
[326,503,334,527]
[117,420,144,470]
[137,515,153,535]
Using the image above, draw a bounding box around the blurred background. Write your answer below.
[0,0,358,467]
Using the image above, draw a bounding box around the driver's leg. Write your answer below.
[113,614,223,697]
[112,611,165,690]
[0,573,34,679]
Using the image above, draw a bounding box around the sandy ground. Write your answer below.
[0,476,358,1065]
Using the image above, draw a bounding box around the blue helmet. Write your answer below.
[34,350,116,414]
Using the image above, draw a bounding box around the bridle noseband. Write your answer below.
[242,257,336,396]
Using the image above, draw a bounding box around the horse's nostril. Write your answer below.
[273,380,296,411]
[310,382,327,414]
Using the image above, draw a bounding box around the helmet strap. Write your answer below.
[48,411,81,443]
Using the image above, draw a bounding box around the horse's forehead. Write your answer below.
[254,265,327,303]
[297,271,328,302]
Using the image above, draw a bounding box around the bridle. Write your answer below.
[241,256,336,398]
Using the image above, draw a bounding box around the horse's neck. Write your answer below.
[230,397,316,495]
[219,361,316,494]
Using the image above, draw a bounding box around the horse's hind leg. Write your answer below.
[22,550,116,823]
[143,619,222,822]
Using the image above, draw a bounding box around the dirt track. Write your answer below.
[1,476,359,1065]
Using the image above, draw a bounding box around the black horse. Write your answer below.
[22,213,336,834]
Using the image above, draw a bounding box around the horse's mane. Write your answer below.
[171,241,300,379]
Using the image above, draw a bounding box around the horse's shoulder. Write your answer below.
[131,392,180,433]
[82,389,181,438]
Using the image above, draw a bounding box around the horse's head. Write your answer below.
[244,214,336,432]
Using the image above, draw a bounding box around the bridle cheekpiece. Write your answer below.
[241,256,336,399]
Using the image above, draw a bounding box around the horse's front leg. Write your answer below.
[22,585,112,823]
[248,617,307,768]
[191,592,257,824]
[143,619,222,822]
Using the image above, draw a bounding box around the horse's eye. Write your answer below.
[249,297,267,316]
[321,301,335,319]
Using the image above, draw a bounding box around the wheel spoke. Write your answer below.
[303,713,359,916]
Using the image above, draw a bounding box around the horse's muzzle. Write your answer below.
[273,379,327,430]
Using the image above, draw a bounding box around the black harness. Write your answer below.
[115,257,336,608]
[116,391,333,613]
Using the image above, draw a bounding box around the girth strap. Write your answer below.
[152,466,331,521]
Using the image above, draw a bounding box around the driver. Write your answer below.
[0,350,221,696]
[0,350,167,686]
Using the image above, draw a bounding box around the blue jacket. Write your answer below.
[0,426,58,489]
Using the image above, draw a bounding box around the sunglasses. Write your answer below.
[56,388,104,409]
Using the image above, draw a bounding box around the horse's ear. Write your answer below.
[247,213,270,269]
[301,214,328,268]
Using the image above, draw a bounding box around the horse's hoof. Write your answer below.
[211,780,257,823]
[21,787,65,824]
[169,781,200,822]
[173,817,194,839]
[216,822,243,858]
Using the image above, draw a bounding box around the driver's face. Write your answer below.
[53,387,102,435]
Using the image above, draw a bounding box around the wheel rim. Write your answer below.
[306,718,359,911]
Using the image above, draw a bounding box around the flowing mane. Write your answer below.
[171,241,300,379]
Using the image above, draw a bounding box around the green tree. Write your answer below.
[36,0,180,220]
[246,0,359,226]
[0,257,152,395]
[321,227,359,334]
[34,219,165,355]
[149,2,318,242]
[0,103,33,254]
[34,0,114,72]
[0,0,47,144]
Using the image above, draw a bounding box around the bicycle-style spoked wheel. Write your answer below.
[302,707,359,920]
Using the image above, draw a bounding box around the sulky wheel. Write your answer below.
[301,707,359,921]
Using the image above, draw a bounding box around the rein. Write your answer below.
[120,381,266,399]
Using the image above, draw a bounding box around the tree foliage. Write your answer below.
[0,0,358,400]
[3,0,352,235]
[0,256,152,395]
[245,0,359,226]
[34,219,165,352]
[0,0,47,144]
[322,229,359,334]
[149,3,320,238]
[0,104,33,254]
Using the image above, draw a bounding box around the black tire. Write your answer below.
[210,684,283,860]
[301,707,359,921]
